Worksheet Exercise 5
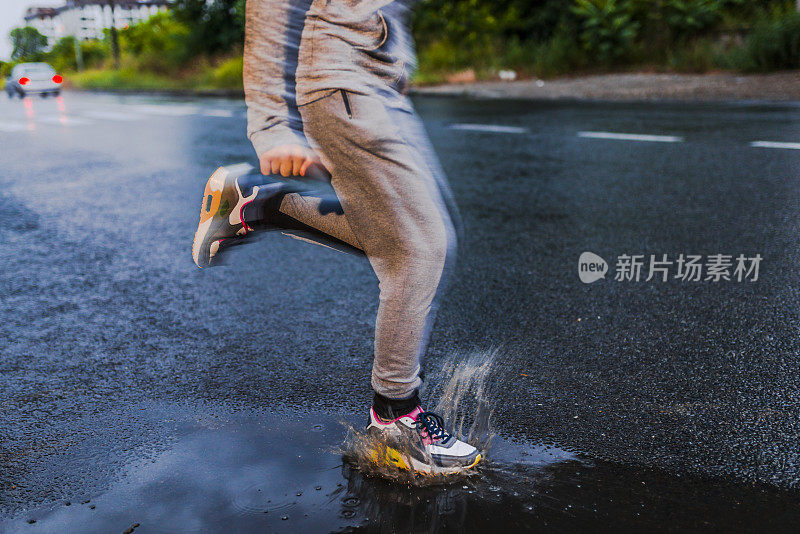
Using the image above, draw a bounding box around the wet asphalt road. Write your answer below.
[1,92,800,531]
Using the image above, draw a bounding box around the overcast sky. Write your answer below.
[1,0,40,61]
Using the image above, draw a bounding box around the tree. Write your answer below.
[172,0,245,56]
[107,0,120,68]
[571,0,640,63]
[118,12,190,72]
[10,26,48,61]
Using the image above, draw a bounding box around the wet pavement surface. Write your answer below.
[1,92,800,531]
[3,404,799,533]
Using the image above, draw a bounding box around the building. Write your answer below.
[24,1,171,47]
[22,7,60,44]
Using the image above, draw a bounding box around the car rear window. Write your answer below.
[15,64,55,76]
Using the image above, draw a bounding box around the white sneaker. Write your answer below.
[366,406,482,475]
[191,165,261,268]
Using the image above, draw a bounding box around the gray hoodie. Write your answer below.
[244,0,417,156]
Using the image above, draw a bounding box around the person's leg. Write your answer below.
[298,90,457,409]
[242,187,365,253]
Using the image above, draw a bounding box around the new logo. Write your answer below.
[578,252,608,283]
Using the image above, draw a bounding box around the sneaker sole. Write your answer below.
[372,446,483,476]
[192,166,240,268]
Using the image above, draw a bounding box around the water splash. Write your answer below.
[430,348,497,454]
[340,348,499,485]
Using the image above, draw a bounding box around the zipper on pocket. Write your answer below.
[340,89,353,119]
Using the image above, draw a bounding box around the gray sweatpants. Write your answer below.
[275,90,458,400]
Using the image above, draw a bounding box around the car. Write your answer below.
[5,62,63,98]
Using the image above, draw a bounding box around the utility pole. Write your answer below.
[108,0,120,69]
[73,36,84,71]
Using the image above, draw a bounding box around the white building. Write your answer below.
[24,1,171,47]
[22,7,60,45]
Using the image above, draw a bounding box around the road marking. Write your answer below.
[0,121,29,132]
[204,109,234,117]
[578,131,683,143]
[83,110,143,121]
[126,104,199,116]
[449,123,528,134]
[38,115,94,126]
[750,141,800,150]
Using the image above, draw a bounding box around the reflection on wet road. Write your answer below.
[0,406,571,532]
[3,406,797,533]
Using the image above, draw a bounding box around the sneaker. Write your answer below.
[192,164,277,268]
[366,406,482,475]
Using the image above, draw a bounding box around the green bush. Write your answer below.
[173,0,245,57]
[46,37,79,72]
[535,31,589,76]
[69,68,183,90]
[414,0,500,68]
[736,10,800,71]
[208,55,243,88]
[417,40,471,74]
[118,12,191,73]
[667,37,719,71]
[571,0,640,63]
[663,0,726,38]
[503,31,587,77]
[80,40,111,69]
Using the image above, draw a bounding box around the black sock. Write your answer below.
[372,390,421,420]
[241,189,365,256]
[241,188,286,230]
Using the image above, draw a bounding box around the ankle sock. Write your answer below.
[241,190,365,256]
[241,188,286,230]
[372,390,421,420]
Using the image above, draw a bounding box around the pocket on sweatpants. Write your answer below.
[330,92,403,148]
[353,11,407,89]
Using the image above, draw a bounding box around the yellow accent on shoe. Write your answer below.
[467,453,482,469]
[199,168,225,224]
[370,446,410,471]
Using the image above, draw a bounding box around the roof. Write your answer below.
[24,0,171,20]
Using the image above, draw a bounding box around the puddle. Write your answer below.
[4,407,799,533]
[0,410,575,533]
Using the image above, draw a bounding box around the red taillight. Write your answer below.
[52,74,63,84]
[19,77,29,85]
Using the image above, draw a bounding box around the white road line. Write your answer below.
[38,116,94,126]
[449,123,528,134]
[83,110,143,121]
[750,141,800,150]
[203,109,234,117]
[578,131,683,143]
[126,104,199,116]
[0,121,29,132]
